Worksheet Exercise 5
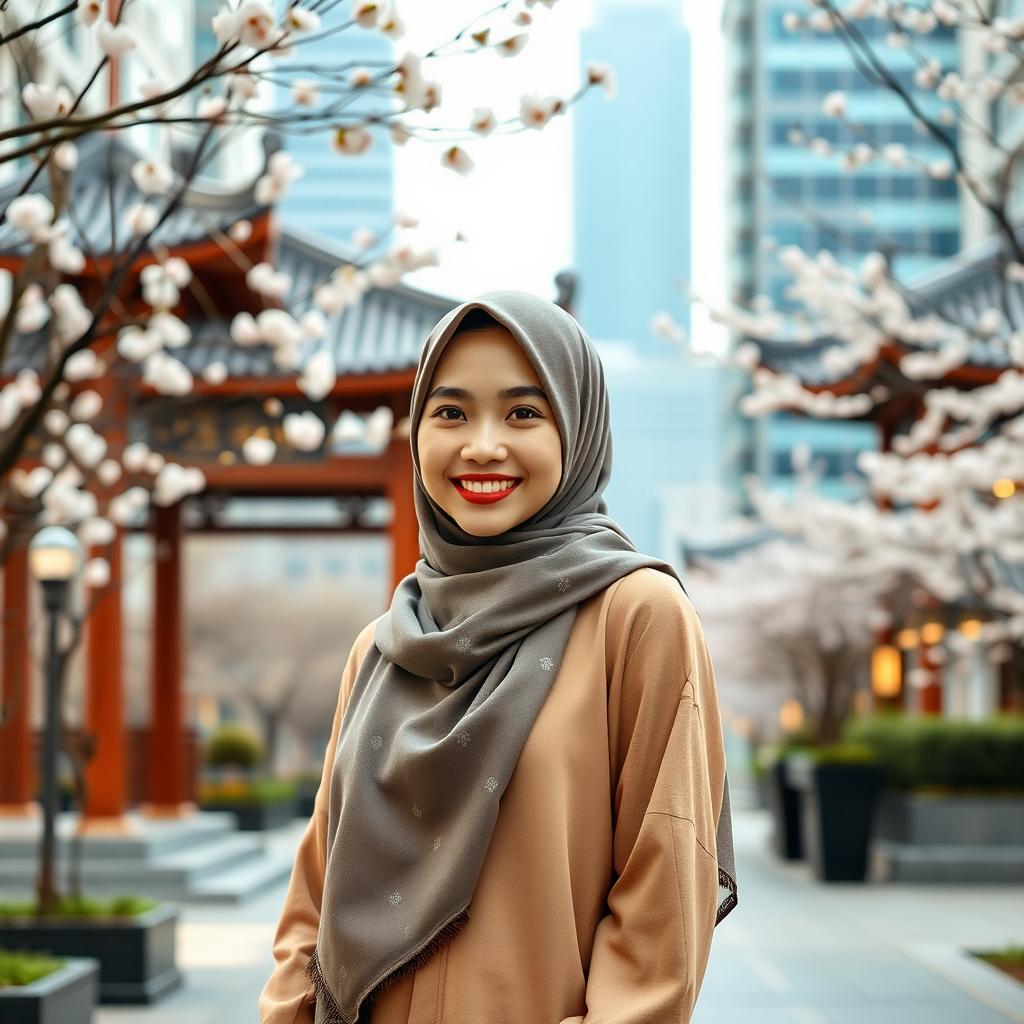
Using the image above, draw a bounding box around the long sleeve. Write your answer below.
[259,618,379,1024]
[565,573,727,1024]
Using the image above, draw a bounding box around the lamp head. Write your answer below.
[28,526,82,583]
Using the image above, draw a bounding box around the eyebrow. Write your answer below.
[426,385,549,403]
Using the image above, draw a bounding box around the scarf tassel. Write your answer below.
[305,908,471,1024]
[716,866,738,926]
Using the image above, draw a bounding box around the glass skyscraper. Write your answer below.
[723,0,962,498]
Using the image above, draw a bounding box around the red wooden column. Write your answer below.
[388,437,420,595]
[0,538,37,816]
[141,502,193,817]
[80,526,133,832]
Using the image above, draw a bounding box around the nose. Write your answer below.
[461,419,508,463]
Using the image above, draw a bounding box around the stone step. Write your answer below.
[188,843,298,904]
[0,810,241,860]
[0,811,298,904]
[874,839,1024,883]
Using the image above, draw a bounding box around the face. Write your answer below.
[416,324,563,538]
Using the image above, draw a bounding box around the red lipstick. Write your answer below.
[451,474,522,505]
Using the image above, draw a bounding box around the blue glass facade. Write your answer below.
[573,0,692,357]
[724,0,962,499]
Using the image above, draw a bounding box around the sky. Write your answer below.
[392,0,729,353]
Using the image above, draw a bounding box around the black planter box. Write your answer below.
[0,903,181,1004]
[294,779,320,819]
[199,796,297,830]
[767,759,804,860]
[788,755,884,882]
[0,956,99,1024]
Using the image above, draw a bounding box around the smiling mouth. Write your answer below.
[451,478,522,505]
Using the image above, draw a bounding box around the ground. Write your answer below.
[94,809,1024,1024]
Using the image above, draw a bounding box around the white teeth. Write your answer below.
[460,479,516,493]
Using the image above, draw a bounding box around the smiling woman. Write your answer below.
[415,309,563,537]
[260,290,737,1024]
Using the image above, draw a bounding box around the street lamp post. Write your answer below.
[27,526,82,916]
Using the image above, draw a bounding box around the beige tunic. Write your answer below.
[259,566,727,1024]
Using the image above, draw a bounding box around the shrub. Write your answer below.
[754,725,815,774]
[199,777,298,806]
[0,894,159,921]
[842,713,1024,791]
[809,742,878,766]
[205,724,264,768]
[0,949,64,987]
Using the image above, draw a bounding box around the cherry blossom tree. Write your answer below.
[0,1,616,819]
[656,0,1024,714]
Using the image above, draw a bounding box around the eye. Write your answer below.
[430,406,542,422]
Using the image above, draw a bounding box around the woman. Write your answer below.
[259,290,737,1024]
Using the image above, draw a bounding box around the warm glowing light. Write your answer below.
[959,618,983,639]
[993,478,1016,499]
[920,621,944,645]
[779,698,804,732]
[896,628,919,649]
[871,644,902,698]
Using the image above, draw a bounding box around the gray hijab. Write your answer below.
[306,290,737,1024]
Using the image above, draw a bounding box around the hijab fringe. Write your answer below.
[717,867,738,926]
[306,909,471,1024]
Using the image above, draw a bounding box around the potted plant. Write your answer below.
[0,895,181,1005]
[199,775,299,830]
[786,743,884,882]
[843,713,1024,881]
[198,724,298,829]
[0,949,99,1024]
[293,770,323,819]
[758,728,814,861]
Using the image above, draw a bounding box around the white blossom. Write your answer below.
[235,1,275,47]
[53,142,78,172]
[496,33,529,57]
[5,194,54,236]
[441,145,475,175]
[242,434,276,464]
[519,93,561,129]
[22,83,73,120]
[292,80,318,106]
[470,107,496,135]
[333,126,373,155]
[83,557,111,588]
[97,20,137,57]
[131,158,174,195]
[77,0,103,26]
[284,411,327,451]
[285,7,320,32]
[297,348,336,401]
[125,202,159,235]
[586,60,617,99]
[70,389,103,421]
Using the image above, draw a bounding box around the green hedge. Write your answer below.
[0,949,64,987]
[199,777,298,806]
[842,714,1024,791]
[753,726,815,776]
[0,894,158,921]
[205,724,264,768]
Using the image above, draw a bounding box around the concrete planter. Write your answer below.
[876,792,1024,845]
[0,956,99,1024]
[873,791,1024,882]
[200,796,297,831]
[0,903,181,1004]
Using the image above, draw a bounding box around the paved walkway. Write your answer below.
[94,810,1024,1024]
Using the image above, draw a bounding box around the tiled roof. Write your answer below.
[752,224,1024,384]
[0,132,270,257]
